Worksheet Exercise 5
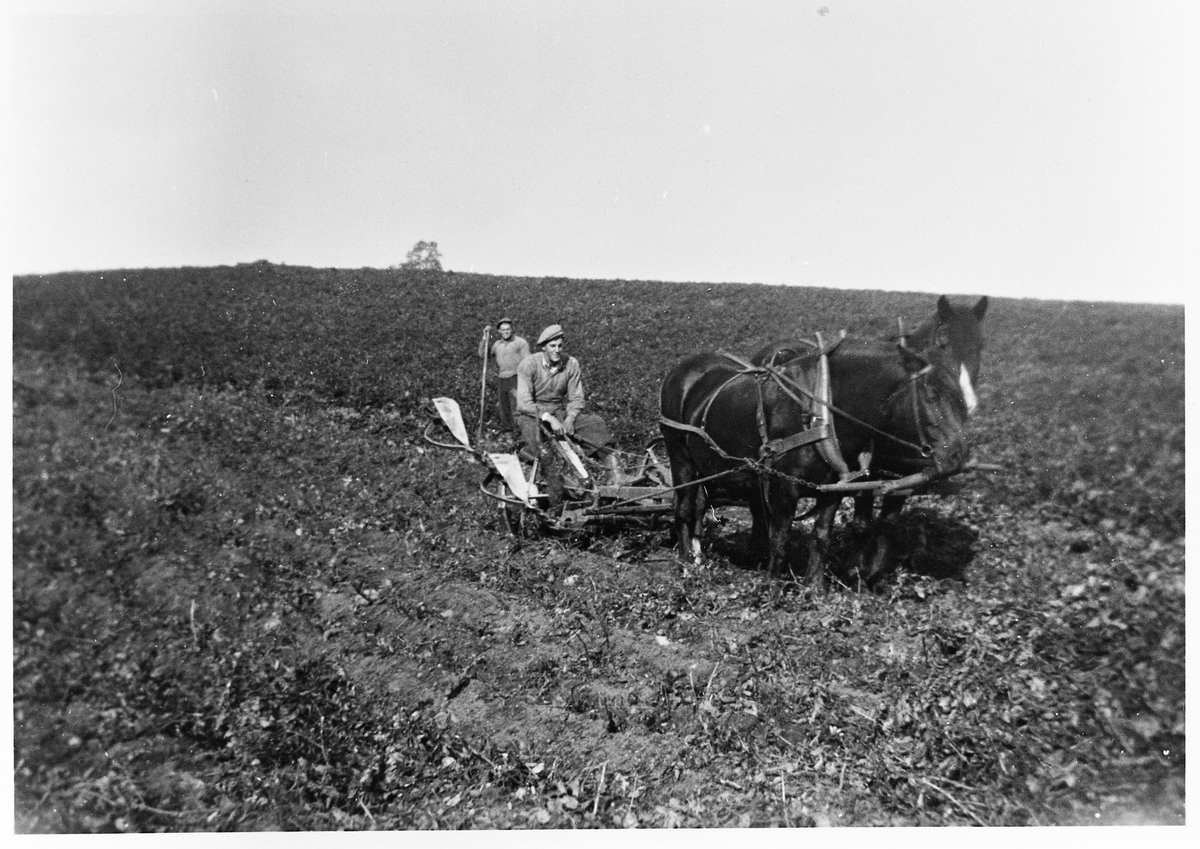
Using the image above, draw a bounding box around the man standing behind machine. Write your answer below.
[479,317,530,441]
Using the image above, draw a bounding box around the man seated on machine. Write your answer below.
[515,323,621,482]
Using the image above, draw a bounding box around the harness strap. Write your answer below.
[694,348,851,478]
[729,346,933,460]
[658,416,748,465]
[718,342,855,480]
[697,369,745,434]
[701,351,829,465]
[764,330,848,362]
[661,415,832,462]
[658,415,865,497]
[713,350,763,372]
[661,353,836,480]
[813,332,852,479]
[666,334,937,486]
[761,423,832,456]
[753,371,771,506]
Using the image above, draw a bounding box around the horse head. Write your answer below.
[878,345,971,477]
[905,296,988,414]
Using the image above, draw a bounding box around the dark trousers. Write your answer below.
[495,375,518,434]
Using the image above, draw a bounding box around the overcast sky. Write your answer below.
[9,0,1198,303]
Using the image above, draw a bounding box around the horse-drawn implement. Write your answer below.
[424,397,677,537]
[424,390,987,541]
[426,297,995,583]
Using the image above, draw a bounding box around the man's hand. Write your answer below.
[540,412,565,436]
[562,415,577,436]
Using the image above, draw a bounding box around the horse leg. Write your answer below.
[691,484,709,563]
[805,494,841,592]
[852,492,874,529]
[861,494,909,587]
[748,490,771,570]
[765,485,802,580]
[847,493,874,587]
[672,470,703,565]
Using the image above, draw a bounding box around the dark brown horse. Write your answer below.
[659,344,971,587]
[754,295,988,413]
[749,295,988,582]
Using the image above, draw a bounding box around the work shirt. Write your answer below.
[516,352,586,420]
[482,336,531,378]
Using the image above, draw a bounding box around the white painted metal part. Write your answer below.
[432,397,471,447]
[556,438,590,480]
[489,453,532,505]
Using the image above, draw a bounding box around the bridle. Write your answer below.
[733,352,949,462]
[659,352,960,495]
[880,360,965,464]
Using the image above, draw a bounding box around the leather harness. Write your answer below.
[659,330,866,484]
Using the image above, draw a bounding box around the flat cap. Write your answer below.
[537,324,564,346]
[496,317,513,328]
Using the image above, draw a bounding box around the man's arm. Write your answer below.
[515,356,538,418]
[563,358,585,430]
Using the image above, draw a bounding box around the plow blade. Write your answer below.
[432,397,471,448]
[489,452,536,506]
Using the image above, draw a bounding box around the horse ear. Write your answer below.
[973,295,989,320]
[937,295,953,320]
[897,344,930,373]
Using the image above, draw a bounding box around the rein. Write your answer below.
[660,350,942,490]
[716,350,936,459]
[887,362,938,460]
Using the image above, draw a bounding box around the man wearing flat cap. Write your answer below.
[516,323,615,469]
[479,317,530,439]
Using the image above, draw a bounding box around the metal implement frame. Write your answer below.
[424,395,1000,536]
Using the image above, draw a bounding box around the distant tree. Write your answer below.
[402,240,443,272]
